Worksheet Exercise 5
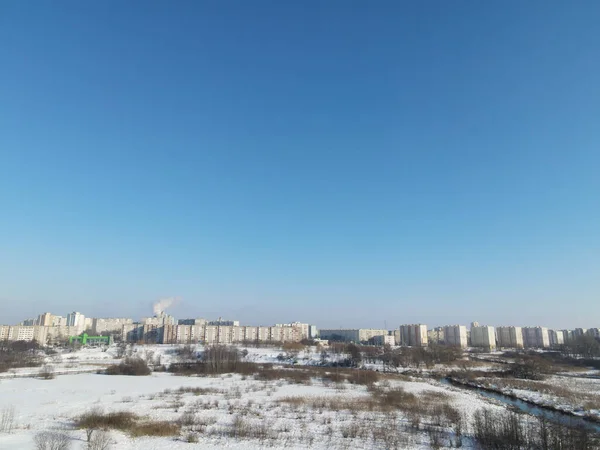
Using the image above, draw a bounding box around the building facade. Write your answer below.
[443,325,468,348]
[318,328,387,343]
[496,326,524,348]
[522,327,550,348]
[398,324,428,347]
[470,325,496,351]
[92,318,134,334]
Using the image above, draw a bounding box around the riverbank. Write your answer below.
[444,376,600,432]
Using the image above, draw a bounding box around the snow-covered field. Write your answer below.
[0,344,508,449]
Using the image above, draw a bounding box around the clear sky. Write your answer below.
[1,1,599,329]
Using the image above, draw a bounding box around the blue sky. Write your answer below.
[1,1,599,328]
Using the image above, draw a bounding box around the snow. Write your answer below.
[0,344,510,449]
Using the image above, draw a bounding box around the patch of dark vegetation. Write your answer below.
[75,409,180,437]
[0,340,43,373]
[104,357,151,376]
[472,407,600,450]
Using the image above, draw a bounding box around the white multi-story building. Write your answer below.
[470,325,496,351]
[142,312,176,327]
[587,328,600,339]
[522,327,550,348]
[66,312,87,333]
[92,318,133,334]
[548,329,565,347]
[399,324,428,347]
[36,312,54,327]
[496,326,524,348]
[178,318,207,326]
[276,322,315,340]
[0,325,48,344]
[318,328,387,343]
[443,325,468,348]
[207,320,240,327]
[52,316,67,327]
[46,325,80,343]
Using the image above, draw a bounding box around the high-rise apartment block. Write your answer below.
[496,326,524,348]
[522,327,550,348]
[399,324,428,347]
[443,325,468,348]
[92,318,133,334]
[470,325,496,351]
[319,328,387,343]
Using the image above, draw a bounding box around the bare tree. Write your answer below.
[87,430,111,450]
[33,431,71,450]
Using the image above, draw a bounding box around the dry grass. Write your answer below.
[74,409,180,437]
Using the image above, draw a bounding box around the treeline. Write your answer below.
[0,340,46,373]
[472,407,599,449]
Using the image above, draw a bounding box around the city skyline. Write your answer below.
[9,301,600,332]
[1,2,599,327]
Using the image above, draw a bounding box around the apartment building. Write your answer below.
[275,322,314,340]
[443,325,468,348]
[427,327,444,345]
[399,324,428,347]
[548,329,565,347]
[159,324,303,345]
[0,325,48,343]
[471,325,496,351]
[318,328,387,343]
[36,312,54,327]
[587,328,600,339]
[178,318,207,326]
[142,313,176,327]
[92,318,133,334]
[522,326,550,348]
[208,320,240,327]
[46,326,81,343]
[496,326,524,349]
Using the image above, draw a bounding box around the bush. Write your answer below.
[74,409,180,437]
[34,431,71,450]
[76,410,137,431]
[105,358,150,376]
[87,430,111,450]
[39,365,56,380]
[348,369,379,385]
[0,340,43,373]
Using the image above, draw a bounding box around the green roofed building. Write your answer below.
[68,333,112,346]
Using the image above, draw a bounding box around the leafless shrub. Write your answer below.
[229,415,250,438]
[74,409,179,437]
[128,421,180,437]
[178,411,198,427]
[427,426,444,449]
[185,432,199,443]
[105,357,150,376]
[0,405,16,433]
[39,365,55,380]
[175,386,221,396]
[87,430,111,450]
[348,369,379,385]
[76,409,137,431]
[33,431,71,450]
[340,420,367,439]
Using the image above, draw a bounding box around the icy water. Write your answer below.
[441,378,600,433]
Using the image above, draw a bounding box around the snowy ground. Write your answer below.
[0,344,508,449]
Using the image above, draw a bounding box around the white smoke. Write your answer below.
[153,297,176,316]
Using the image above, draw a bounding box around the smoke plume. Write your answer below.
[153,297,176,316]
